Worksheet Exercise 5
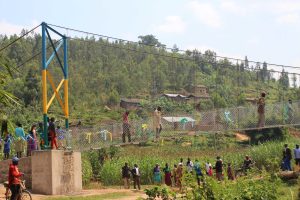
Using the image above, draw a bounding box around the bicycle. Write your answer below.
[4,179,32,200]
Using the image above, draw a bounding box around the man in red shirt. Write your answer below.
[8,156,23,200]
[122,111,131,143]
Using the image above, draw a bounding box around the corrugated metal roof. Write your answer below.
[163,116,196,122]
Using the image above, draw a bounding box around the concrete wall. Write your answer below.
[31,150,82,195]
[0,150,82,195]
[0,157,32,188]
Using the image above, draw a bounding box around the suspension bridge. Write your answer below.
[1,22,300,151]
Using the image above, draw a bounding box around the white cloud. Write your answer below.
[247,37,260,46]
[271,1,300,13]
[277,13,300,24]
[0,20,40,36]
[155,16,186,34]
[220,1,246,16]
[187,1,221,28]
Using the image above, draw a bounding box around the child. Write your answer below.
[208,164,213,176]
[3,135,11,159]
[56,126,65,149]
[227,163,235,180]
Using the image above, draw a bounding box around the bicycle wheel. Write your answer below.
[20,190,32,200]
[5,189,11,200]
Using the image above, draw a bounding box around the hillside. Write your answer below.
[0,33,299,126]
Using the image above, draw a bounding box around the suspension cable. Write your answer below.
[0,24,41,53]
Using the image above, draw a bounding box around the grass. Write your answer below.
[44,192,134,200]
[277,180,300,200]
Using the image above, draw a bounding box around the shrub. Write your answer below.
[82,154,93,185]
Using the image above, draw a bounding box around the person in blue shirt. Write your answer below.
[3,134,12,159]
[15,123,25,158]
[194,159,203,185]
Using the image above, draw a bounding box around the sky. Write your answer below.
[1,0,300,74]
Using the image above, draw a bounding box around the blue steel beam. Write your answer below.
[46,39,64,67]
[45,28,66,77]
[45,23,65,38]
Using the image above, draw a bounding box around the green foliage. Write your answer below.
[82,154,93,185]
[144,186,175,200]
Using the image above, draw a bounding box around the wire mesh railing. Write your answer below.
[62,100,300,151]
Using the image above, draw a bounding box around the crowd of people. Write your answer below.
[0,117,66,160]
[121,155,255,191]
[121,143,300,190]
[282,143,300,171]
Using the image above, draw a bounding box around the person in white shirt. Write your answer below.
[294,144,300,167]
[186,158,194,173]
[205,161,211,175]
[131,164,141,190]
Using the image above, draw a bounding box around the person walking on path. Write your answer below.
[8,156,23,200]
[131,164,141,190]
[122,111,131,143]
[205,161,211,175]
[257,92,266,128]
[171,164,177,187]
[215,156,223,181]
[283,144,292,171]
[15,123,25,158]
[163,163,172,186]
[194,159,203,185]
[153,164,162,185]
[294,144,300,169]
[227,163,235,180]
[49,117,58,149]
[186,158,194,173]
[122,163,131,189]
[176,163,183,190]
[153,107,162,139]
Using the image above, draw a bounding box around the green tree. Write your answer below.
[279,69,289,89]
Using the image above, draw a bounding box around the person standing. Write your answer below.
[208,164,213,176]
[257,92,266,128]
[122,163,131,189]
[15,123,25,158]
[194,159,203,185]
[227,163,235,180]
[122,111,131,143]
[163,163,172,186]
[186,158,194,173]
[176,163,183,190]
[27,124,38,156]
[172,164,177,187]
[131,164,141,190]
[153,164,161,185]
[283,144,292,171]
[153,107,162,139]
[215,156,223,181]
[286,99,294,124]
[3,135,11,160]
[294,144,300,169]
[49,117,58,149]
[8,157,23,200]
[205,161,211,175]
[56,126,65,149]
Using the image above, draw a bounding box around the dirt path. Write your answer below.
[35,188,147,200]
[0,185,147,200]
[235,132,250,141]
